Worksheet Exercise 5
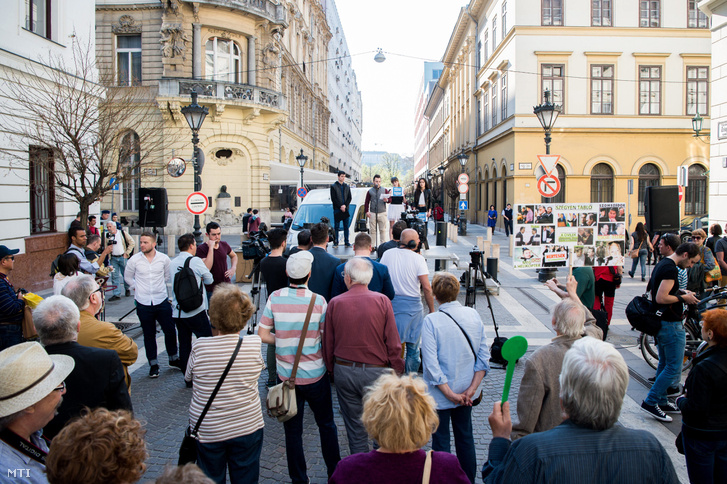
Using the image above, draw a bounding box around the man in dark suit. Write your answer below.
[308,222,341,302]
[331,233,394,300]
[330,171,352,247]
[31,295,132,439]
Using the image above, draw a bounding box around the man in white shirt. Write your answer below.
[380,228,434,373]
[124,232,179,378]
[104,222,135,300]
[169,233,213,379]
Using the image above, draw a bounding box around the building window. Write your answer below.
[542,64,565,112]
[688,0,709,28]
[120,131,140,212]
[476,97,482,135]
[501,73,508,120]
[686,66,709,116]
[491,81,498,127]
[685,164,707,215]
[29,146,55,234]
[492,16,497,49]
[592,0,612,26]
[543,0,563,26]
[637,163,660,215]
[205,37,242,83]
[640,0,660,28]
[116,35,142,86]
[590,163,614,202]
[483,29,489,64]
[639,66,661,115]
[25,0,51,39]
[541,164,566,203]
[476,40,481,71]
[483,92,489,132]
[502,1,507,39]
[591,65,614,114]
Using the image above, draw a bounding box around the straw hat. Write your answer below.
[0,342,74,417]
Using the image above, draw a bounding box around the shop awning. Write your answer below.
[269,161,339,185]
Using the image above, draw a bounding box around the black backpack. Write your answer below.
[173,257,204,315]
[49,247,84,277]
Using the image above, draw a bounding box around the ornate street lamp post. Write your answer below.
[180,90,209,244]
[457,149,469,235]
[296,149,308,206]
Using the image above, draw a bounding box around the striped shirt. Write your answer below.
[259,285,327,385]
[185,334,265,443]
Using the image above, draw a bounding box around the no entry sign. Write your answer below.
[186,192,208,215]
[537,174,561,198]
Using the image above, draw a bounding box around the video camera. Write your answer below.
[105,231,117,245]
[242,230,271,261]
[304,216,336,243]
[470,246,483,267]
[400,209,429,250]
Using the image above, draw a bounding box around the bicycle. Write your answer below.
[640,285,727,371]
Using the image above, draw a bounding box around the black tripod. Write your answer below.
[246,259,266,335]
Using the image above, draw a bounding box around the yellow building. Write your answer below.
[96,0,332,233]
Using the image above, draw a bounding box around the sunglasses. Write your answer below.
[692,236,702,240]
[471,389,484,407]
[3,256,14,261]
[54,381,66,392]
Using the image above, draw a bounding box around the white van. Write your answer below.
[286,187,369,248]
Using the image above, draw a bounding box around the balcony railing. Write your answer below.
[158,78,286,111]
[196,0,287,25]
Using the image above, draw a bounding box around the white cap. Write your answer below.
[287,251,314,279]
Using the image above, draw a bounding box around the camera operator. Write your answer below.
[196,222,237,295]
[104,222,135,301]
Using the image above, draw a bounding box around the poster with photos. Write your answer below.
[513,202,626,269]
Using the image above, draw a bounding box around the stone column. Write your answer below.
[193,23,202,79]
[248,36,256,85]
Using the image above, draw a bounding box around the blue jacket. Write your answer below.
[308,247,341,302]
[330,257,395,300]
[0,273,23,324]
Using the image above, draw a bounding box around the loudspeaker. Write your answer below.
[644,185,679,233]
[139,188,168,227]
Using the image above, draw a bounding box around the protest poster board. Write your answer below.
[512,202,626,269]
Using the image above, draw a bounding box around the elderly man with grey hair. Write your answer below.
[61,275,137,389]
[323,257,404,454]
[103,221,134,300]
[32,295,132,439]
[483,337,678,483]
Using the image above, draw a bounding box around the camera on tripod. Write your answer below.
[400,209,429,250]
[470,246,482,266]
[242,231,271,261]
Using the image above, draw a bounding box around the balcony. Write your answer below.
[158,78,286,112]
[197,0,287,26]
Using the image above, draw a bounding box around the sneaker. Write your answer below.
[666,384,684,397]
[345,243,352,248]
[640,401,672,422]
[149,365,160,378]
[169,359,184,372]
[661,401,680,413]
[628,272,634,278]
[109,295,121,301]
[125,289,131,297]
[333,243,339,248]
[642,276,646,282]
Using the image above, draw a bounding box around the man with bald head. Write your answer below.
[380,228,434,373]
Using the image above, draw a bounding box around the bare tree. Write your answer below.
[0,38,170,229]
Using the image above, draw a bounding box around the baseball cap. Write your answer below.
[0,246,20,258]
[287,251,314,279]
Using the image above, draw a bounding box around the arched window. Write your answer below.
[502,164,508,207]
[120,131,140,212]
[685,163,707,215]
[638,163,660,215]
[540,164,566,203]
[492,166,498,210]
[205,38,242,83]
[590,163,613,202]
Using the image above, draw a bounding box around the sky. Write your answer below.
[334,1,465,157]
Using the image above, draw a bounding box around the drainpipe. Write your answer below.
[466,6,478,225]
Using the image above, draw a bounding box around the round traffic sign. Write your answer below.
[297,187,308,198]
[457,183,469,194]
[458,173,469,184]
[537,174,561,198]
[186,192,208,215]
[678,185,684,202]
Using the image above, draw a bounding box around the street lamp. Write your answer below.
[180,90,209,244]
[692,111,704,137]
[457,150,469,235]
[533,89,561,155]
[296,149,308,204]
[374,48,386,63]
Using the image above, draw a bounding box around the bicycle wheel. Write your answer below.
[640,332,659,370]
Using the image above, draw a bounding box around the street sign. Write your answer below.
[678,185,684,202]
[537,154,560,176]
[677,166,689,187]
[109,177,120,191]
[297,187,308,198]
[537,174,561,198]
[457,183,469,194]
[186,192,208,215]
[459,200,469,210]
[458,173,469,184]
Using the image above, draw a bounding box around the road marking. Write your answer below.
[497,288,556,333]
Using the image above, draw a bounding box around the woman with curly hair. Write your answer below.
[45,408,147,484]
[329,373,470,483]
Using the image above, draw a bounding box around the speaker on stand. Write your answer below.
[644,185,680,234]
[139,188,168,228]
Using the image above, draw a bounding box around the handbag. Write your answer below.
[702,249,722,283]
[629,240,644,259]
[21,293,42,340]
[625,294,663,336]
[178,336,243,465]
[609,266,622,287]
[266,296,317,422]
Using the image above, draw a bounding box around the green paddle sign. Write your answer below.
[501,336,528,403]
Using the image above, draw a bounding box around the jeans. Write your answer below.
[282,374,340,483]
[197,428,264,484]
[333,214,350,245]
[136,301,178,366]
[405,342,421,374]
[108,256,129,296]
[432,406,476,483]
[629,249,648,278]
[0,324,23,352]
[645,320,686,406]
[174,311,212,372]
[682,429,727,484]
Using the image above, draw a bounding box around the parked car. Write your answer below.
[680,214,709,242]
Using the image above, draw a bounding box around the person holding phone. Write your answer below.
[196,222,237,295]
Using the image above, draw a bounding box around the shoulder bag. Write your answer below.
[422,449,433,484]
[178,336,243,465]
[629,239,644,259]
[702,248,722,283]
[439,310,483,406]
[266,295,317,422]
[625,293,663,336]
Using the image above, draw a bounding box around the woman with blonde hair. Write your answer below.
[185,283,265,483]
[329,373,469,483]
